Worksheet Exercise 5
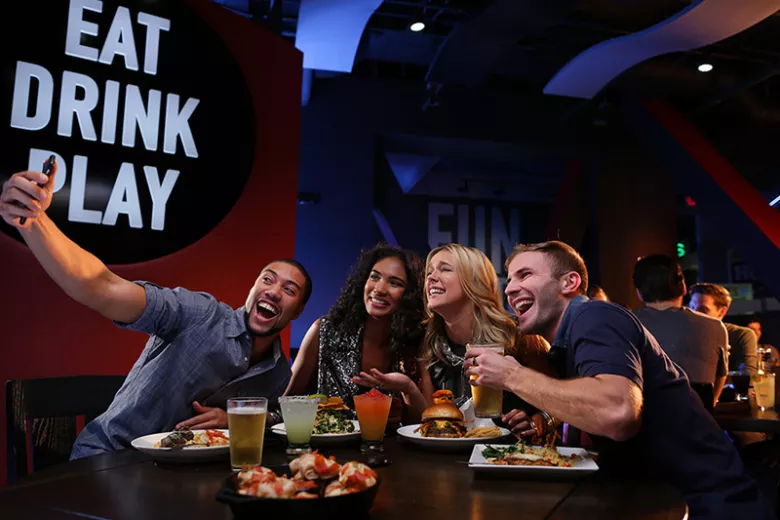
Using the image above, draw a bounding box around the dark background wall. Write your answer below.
[291,74,687,347]
[293,76,564,347]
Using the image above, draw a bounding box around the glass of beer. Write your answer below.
[467,343,504,418]
[227,397,267,471]
[279,396,319,456]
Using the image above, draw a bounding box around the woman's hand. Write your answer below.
[502,409,542,440]
[352,369,415,394]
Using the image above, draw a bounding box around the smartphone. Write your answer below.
[19,154,56,225]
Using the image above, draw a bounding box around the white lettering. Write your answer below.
[65,0,102,62]
[143,166,179,230]
[28,149,68,193]
[98,6,139,71]
[102,163,142,228]
[137,12,171,75]
[122,85,161,151]
[10,62,54,131]
[428,203,453,249]
[163,94,200,158]
[68,155,103,224]
[57,70,99,141]
[101,80,120,144]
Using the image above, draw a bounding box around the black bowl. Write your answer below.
[215,465,380,519]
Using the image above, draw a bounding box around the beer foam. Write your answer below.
[228,407,266,415]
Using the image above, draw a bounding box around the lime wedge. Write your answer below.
[309,394,328,403]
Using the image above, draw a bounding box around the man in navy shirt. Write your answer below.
[465,241,771,519]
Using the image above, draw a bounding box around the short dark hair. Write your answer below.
[274,258,313,305]
[689,283,732,309]
[505,241,588,296]
[633,254,685,303]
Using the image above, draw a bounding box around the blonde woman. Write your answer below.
[364,244,556,440]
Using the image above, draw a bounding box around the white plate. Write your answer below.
[468,444,598,477]
[396,424,511,452]
[131,429,230,462]
[270,420,361,445]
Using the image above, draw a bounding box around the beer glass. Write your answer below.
[467,343,504,418]
[227,397,267,471]
[279,396,319,456]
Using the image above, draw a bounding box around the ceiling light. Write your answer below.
[410,9,425,32]
[770,194,780,207]
[698,63,713,73]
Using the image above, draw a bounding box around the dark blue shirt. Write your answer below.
[70,282,291,459]
[553,297,770,520]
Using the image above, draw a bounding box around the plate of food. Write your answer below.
[271,396,361,445]
[397,402,510,451]
[131,428,230,461]
[216,451,380,519]
[468,442,598,477]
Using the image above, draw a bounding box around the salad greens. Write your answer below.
[481,441,527,459]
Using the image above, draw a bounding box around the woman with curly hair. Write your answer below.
[285,244,428,421]
[421,244,557,441]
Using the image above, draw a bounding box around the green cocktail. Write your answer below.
[279,396,320,455]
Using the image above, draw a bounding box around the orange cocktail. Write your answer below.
[353,389,393,459]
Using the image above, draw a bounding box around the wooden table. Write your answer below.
[714,402,780,433]
[0,435,686,520]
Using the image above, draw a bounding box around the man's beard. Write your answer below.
[252,325,284,337]
[244,310,284,337]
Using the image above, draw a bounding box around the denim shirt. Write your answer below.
[70,282,291,459]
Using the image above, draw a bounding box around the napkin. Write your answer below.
[459,398,497,429]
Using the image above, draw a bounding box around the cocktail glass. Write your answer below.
[353,389,393,467]
[279,396,320,456]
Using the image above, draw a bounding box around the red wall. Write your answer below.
[0,0,302,486]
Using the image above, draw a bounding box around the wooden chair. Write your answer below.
[5,375,125,484]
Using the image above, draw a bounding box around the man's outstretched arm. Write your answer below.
[1,168,146,323]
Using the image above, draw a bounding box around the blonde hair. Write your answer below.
[421,244,517,367]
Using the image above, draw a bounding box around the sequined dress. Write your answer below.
[317,317,415,407]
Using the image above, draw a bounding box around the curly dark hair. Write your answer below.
[326,244,425,372]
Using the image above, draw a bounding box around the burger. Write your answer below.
[432,389,455,405]
[415,403,467,438]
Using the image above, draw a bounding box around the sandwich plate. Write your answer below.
[396,424,510,452]
[270,421,361,446]
[468,444,598,478]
